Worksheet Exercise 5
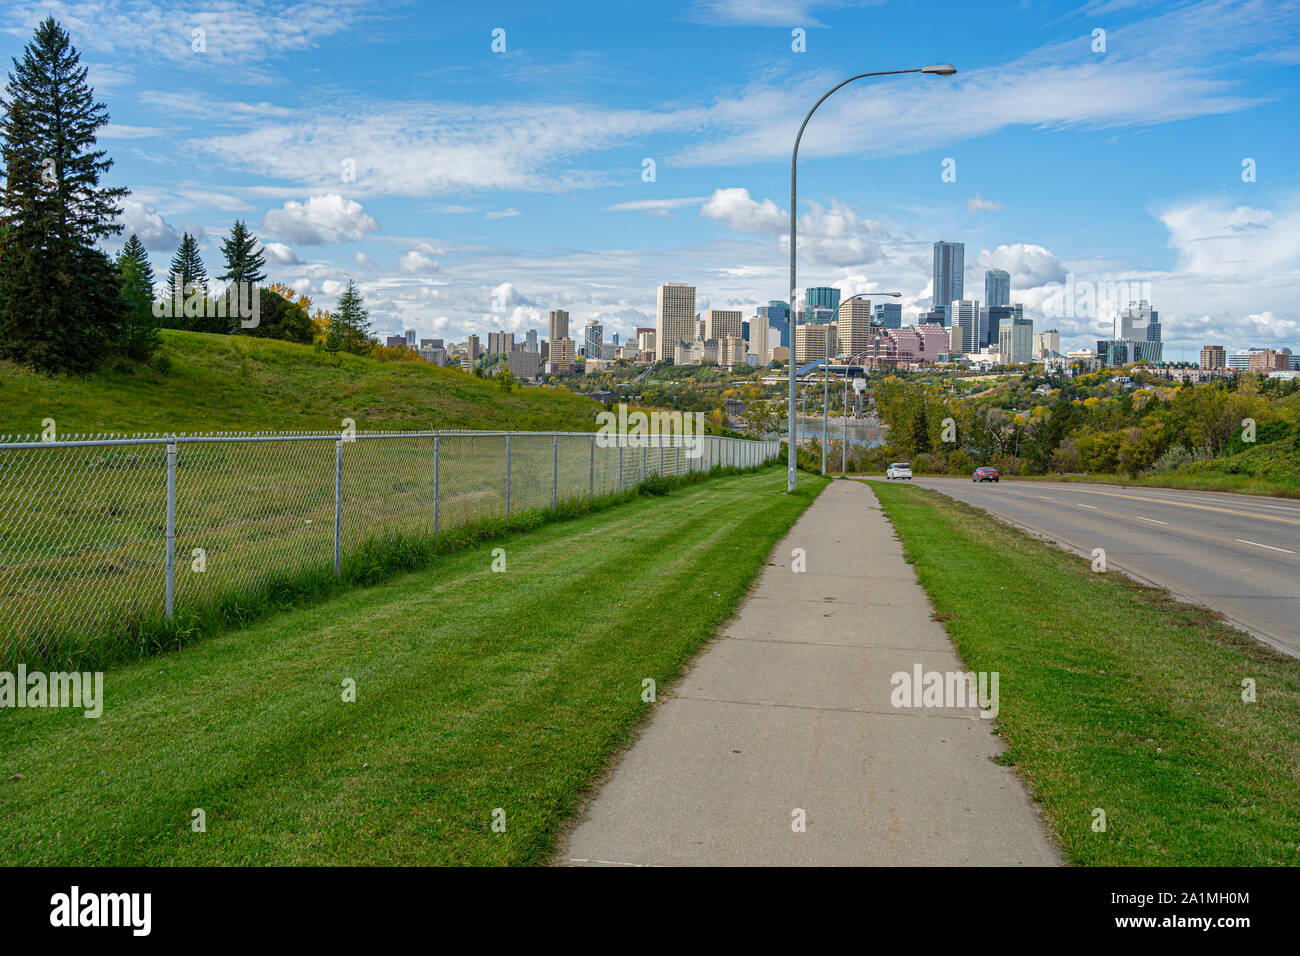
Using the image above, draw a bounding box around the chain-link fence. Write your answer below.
[0,430,780,666]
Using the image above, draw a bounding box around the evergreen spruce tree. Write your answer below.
[115,233,160,359]
[0,17,128,373]
[165,232,207,330]
[218,219,266,333]
[330,279,374,355]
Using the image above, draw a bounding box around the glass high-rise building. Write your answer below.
[873,302,902,328]
[758,300,790,348]
[984,269,1010,309]
[804,287,841,314]
[932,241,964,325]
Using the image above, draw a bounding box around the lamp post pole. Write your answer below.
[821,291,897,475]
[786,64,956,492]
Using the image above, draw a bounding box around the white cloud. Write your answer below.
[701,187,786,235]
[485,208,520,219]
[967,192,1002,212]
[262,242,301,265]
[490,282,535,312]
[116,200,180,250]
[977,243,1067,289]
[262,194,380,246]
[397,246,440,274]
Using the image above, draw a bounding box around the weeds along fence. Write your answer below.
[0,430,781,666]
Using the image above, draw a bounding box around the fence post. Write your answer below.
[505,434,512,516]
[334,440,343,576]
[642,441,647,481]
[553,434,559,511]
[589,434,595,498]
[618,440,624,492]
[433,435,440,535]
[660,437,664,476]
[164,440,177,618]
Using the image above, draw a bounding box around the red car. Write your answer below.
[972,466,999,483]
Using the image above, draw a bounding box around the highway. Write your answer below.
[869,477,1300,657]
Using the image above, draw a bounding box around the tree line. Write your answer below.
[0,17,377,376]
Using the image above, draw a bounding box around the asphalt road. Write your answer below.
[870,476,1300,657]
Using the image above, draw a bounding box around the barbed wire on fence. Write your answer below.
[0,430,780,666]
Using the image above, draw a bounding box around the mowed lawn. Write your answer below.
[871,481,1300,866]
[0,469,827,865]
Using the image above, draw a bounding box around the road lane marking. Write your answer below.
[1076,503,1098,510]
[1134,515,1168,525]
[1235,538,1296,555]
[1037,496,1057,501]
[1069,488,1300,527]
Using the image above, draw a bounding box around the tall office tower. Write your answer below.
[549,336,576,373]
[705,309,743,342]
[999,317,1034,364]
[837,297,875,357]
[488,330,514,355]
[697,318,706,340]
[758,300,791,348]
[636,327,656,355]
[932,241,965,325]
[1033,329,1061,358]
[983,269,1010,309]
[794,322,835,364]
[1200,345,1226,370]
[656,283,696,359]
[741,319,750,343]
[805,305,837,325]
[584,319,603,358]
[984,304,1021,349]
[466,335,481,362]
[548,309,570,345]
[525,329,538,352]
[805,287,841,315]
[1117,300,1160,342]
[405,329,417,347]
[749,314,769,363]
[873,302,902,329]
[951,300,982,353]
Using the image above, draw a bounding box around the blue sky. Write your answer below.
[3,0,1298,356]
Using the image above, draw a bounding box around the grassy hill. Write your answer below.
[0,331,604,435]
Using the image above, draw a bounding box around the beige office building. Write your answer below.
[720,334,748,369]
[836,298,874,358]
[795,322,836,365]
[704,309,743,342]
[549,336,575,374]
[656,283,696,361]
[1200,345,1226,370]
[1033,329,1060,358]
[548,309,569,348]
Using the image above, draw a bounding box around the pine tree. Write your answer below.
[330,279,374,355]
[163,232,207,329]
[218,219,266,286]
[115,233,160,359]
[216,219,267,334]
[0,17,128,373]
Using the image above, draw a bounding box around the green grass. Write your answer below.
[870,481,1300,866]
[0,468,828,865]
[0,330,603,434]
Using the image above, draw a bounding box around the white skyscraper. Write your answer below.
[952,300,982,353]
[656,283,696,360]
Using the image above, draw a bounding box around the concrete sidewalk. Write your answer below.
[559,479,1060,866]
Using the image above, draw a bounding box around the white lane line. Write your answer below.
[1134,515,1168,525]
[1076,503,1099,510]
[1235,538,1296,555]
[1037,495,1057,501]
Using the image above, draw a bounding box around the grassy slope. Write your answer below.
[0,469,828,865]
[871,481,1300,866]
[0,330,603,434]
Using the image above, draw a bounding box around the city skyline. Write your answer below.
[3,0,1295,359]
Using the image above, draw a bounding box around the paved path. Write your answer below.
[886,477,1300,658]
[559,479,1059,866]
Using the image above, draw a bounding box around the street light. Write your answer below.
[821,291,900,475]
[786,65,956,492]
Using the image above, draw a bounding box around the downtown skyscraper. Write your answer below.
[984,269,1010,308]
[932,241,965,325]
[656,282,697,357]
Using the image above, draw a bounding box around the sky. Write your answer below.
[3,0,1298,358]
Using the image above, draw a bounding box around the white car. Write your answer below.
[885,462,912,480]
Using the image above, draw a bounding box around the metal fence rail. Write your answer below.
[0,430,780,664]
